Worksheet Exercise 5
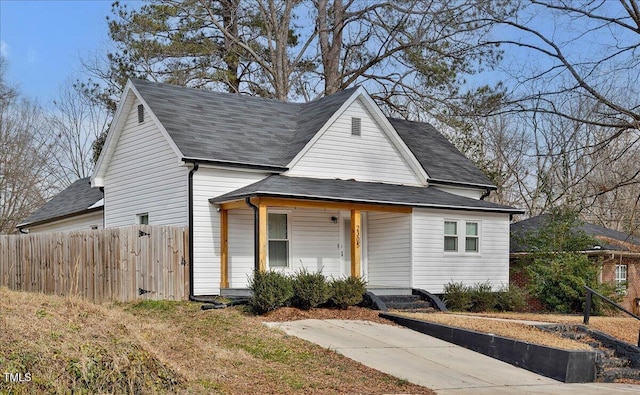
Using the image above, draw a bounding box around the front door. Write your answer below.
[342,217,351,277]
[340,212,366,278]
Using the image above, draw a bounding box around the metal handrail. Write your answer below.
[583,285,640,346]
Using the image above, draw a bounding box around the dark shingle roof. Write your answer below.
[389,118,494,188]
[18,178,103,228]
[132,79,355,167]
[131,79,495,187]
[510,214,640,253]
[210,175,520,213]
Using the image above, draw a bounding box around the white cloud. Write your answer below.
[0,40,8,58]
[27,46,37,64]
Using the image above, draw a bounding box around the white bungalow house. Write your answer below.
[22,79,522,298]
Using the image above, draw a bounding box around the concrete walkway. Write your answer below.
[264,319,640,394]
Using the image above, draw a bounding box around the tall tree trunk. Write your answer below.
[317,0,344,95]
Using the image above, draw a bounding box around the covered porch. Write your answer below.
[216,196,412,292]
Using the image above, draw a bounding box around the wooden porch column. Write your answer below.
[220,209,229,289]
[350,209,361,277]
[258,203,268,271]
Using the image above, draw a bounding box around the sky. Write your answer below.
[0,0,141,105]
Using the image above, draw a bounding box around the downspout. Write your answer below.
[187,161,200,301]
[480,188,491,200]
[245,197,260,271]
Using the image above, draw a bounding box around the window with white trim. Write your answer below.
[268,212,289,267]
[444,220,480,253]
[444,221,458,251]
[465,222,479,252]
[615,264,627,285]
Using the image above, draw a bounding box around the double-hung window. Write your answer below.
[465,222,479,252]
[615,264,628,285]
[268,213,289,267]
[444,220,480,253]
[444,221,458,252]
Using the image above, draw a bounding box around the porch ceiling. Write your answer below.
[209,175,522,214]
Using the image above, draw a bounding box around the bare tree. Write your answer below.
[47,81,110,188]
[487,0,640,142]
[0,60,57,233]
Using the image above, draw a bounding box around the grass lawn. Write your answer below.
[0,287,434,394]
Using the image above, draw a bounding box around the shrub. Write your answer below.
[248,270,293,315]
[442,282,472,311]
[469,281,497,312]
[527,252,599,313]
[329,276,367,309]
[291,268,330,310]
[495,284,528,312]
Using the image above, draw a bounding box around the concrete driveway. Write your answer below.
[265,319,640,394]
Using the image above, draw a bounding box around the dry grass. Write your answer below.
[458,312,640,346]
[397,311,640,350]
[0,288,434,394]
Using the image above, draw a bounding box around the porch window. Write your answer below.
[268,213,289,267]
[615,264,627,285]
[444,221,458,251]
[465,222,479,252]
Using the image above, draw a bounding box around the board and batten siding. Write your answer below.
[225,207,342,289]
[367,212,412,287]
[287,98,423,186]
[104,99,187,228]
[192,167,267,295]
[412,208,510,292]
[26,211,104,234]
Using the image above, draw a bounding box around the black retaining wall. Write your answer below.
[381,313,597,383]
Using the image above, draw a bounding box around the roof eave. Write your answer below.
[428,178,497,191]
[182,157,288,172]
[210,191,523,214]
[16,206,104,230]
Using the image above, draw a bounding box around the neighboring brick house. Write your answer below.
[510,215,640,313]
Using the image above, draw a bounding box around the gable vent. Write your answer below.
[137,104,145,123]
[351,117,361,136]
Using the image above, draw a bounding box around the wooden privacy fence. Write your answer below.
[0,225,189,303]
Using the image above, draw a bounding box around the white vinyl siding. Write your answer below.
[412,209,510,292]
[192,167,267,295]
[432,185,486,199]
[367,212,412,287]
[225,207,341,289]
[287,98,423,186]
[104,99,187,228]
[25,211,104,233]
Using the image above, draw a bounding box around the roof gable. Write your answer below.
[97,79,496,189]
[286,92,426,185]
[92,80,183,186]
[18,178,104,228]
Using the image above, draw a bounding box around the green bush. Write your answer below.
[469,281,497,312]
[527,252,599,313]
[248,270,293,314]
[291,268,330,310]
[495,284,528,312]
[329,276,367,309]
[443,282,472,311]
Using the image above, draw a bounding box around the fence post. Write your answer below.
[583,288,592,325]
